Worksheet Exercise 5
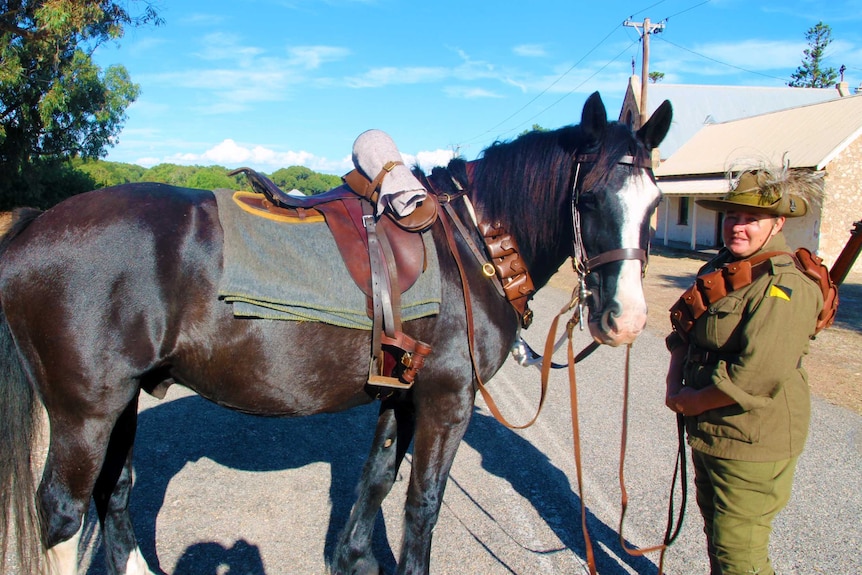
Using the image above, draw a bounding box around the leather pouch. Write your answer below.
[696,268,728,304]
[723,260,753,291]
[669,297,695,337]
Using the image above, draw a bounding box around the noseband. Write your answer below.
[570,153,653,276]
[512,152,655,369]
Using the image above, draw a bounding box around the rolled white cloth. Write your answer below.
[352,129,427,216]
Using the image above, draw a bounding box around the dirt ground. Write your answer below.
[551,248,862,415]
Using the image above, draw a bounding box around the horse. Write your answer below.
[0,91,671,575]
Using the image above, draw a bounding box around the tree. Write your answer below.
[648,71,665,83]
[788,21,838,88]
[0,1,162,208]
[270,165,341,195]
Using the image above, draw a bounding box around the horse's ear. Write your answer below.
[581,92,608,143]
[637,99,673,150]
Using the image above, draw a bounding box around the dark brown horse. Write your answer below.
[0,92,671,575]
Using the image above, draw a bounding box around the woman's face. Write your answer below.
[722,209,785,258]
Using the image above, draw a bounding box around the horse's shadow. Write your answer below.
[462,410,658,575]
[82,395,658,575]
[83,395,393,575]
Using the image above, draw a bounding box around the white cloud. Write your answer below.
[287,45,351,69]
[402,149,457,173]
[134,139,454,175]
[443,86,504,99]
[134,157,162,168]
[513,44,547,58]
[155,139,353,173]
[659,39,806,73]
[345,66,449,88]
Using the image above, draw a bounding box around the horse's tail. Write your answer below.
[0,207,46,574]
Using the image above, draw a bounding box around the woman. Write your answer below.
[665,167,824,575]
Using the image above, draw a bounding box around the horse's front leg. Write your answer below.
[332,398,415,575]
[396,385,474,575]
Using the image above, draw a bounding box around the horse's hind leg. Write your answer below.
[39,415,114,575]
[332,398,415,575]
[92,395,156,575]
[40,398,141,575]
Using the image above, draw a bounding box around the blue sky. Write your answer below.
[93,0,862,175]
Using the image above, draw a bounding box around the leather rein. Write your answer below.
[435,152,684,574]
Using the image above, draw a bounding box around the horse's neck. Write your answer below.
[464,162,568,291]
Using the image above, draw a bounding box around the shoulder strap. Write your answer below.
[669,250,790,337]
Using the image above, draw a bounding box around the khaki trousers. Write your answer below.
[692,450,798,575]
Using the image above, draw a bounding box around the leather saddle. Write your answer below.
[229,166,437,393]
[230,167,437,300]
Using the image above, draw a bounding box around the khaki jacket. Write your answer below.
[680,233,823,462]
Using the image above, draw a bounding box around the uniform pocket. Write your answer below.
[697,406,761,444]
[702,294,745,348]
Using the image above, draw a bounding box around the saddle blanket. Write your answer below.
[213,188,441,330]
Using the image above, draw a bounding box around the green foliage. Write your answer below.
[0,158,96,210]
[270,165,342,195]
[0,0,161,208]
[789,22,838,88]
[517,124,548,137]
[73,158,147,187]
[184,167,242,191]
[0,158,343,210]
[648,71,665,83]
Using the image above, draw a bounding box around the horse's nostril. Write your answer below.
[601,303,622,333]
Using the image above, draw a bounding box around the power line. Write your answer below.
[514,39,639,132]
[457,24,623,148]
[628,0,670,19]
[655,36,790,83]
[659,0,711,23]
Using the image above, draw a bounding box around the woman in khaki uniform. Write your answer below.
[665,168,824,575]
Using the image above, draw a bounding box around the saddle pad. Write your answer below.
[213,189,441,329]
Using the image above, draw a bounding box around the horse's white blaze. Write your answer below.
[44,519,83,575]
[595,170,661,345]
[125,547,156,575]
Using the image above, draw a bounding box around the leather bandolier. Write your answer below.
[670,247,838,342]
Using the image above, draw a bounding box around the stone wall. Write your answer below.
[821,138,862,275]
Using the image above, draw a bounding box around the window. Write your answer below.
[677,197,689,226]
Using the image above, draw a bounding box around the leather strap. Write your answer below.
[616,345,686,574]
[586,247,647,270]
[438,204,550,429]
[343,160,403,203]
[569,345,686,575]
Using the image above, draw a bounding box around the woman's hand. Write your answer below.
[667,385,736,417]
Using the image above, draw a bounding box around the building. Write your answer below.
[619,77,861,273]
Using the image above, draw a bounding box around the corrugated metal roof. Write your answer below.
[643,83,841,157]
[655,94,862,177]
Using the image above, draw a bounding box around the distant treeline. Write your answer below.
[74,159,343,197]
[1,159,344,211]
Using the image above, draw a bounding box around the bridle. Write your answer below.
[513,151,654,368]
[509,151,685,575]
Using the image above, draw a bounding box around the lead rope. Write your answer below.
[570,345,687,575]
[616,345,687,574]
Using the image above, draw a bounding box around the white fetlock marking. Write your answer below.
[45,519,83,575]
[125,547,157,575]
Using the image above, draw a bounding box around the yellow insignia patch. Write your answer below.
[769,285,792,301]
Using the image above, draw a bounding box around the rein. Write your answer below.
[435,151,685,573]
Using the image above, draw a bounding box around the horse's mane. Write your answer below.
[415,122,647,260]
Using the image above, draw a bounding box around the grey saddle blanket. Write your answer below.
[214,188,441,329]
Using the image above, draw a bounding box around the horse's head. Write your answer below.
[573,92,672,346]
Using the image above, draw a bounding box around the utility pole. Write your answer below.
[624,18,665,127]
